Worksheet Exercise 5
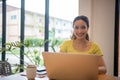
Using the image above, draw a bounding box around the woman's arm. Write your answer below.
[98,56,107,74]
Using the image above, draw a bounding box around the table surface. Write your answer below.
[0,73,48,80]
[0,73,119,80]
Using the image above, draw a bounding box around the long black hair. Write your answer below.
[71,15,89,40]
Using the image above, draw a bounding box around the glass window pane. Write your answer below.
[49,0,78,52]
[25,0,45,66]
[6,0,21,73]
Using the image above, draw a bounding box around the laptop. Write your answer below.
[42,52,99,80]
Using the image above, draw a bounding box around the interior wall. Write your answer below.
[79,0,115,75]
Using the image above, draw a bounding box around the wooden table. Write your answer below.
[0,73,119,80]
[98,74,119,80]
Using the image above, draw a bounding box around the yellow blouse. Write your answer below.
[59,40,103,56]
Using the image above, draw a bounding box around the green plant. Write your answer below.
[0,38,62,73]
[4,40,48,65]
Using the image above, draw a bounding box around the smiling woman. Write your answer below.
[60,15,107,74]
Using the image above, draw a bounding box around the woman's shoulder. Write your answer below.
[61,39,73,45]
[90,41,103,56]
[90,41,100,48]
[65,39,73,42]
[59,39,73,48]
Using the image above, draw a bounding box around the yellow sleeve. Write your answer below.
[59,40,68,52]
[93,42,103,56]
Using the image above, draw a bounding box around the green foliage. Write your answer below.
[49,39,62,52]
[24,38,48,47]
[1,38,62,71]
[0,38,63,73]
[0,37,2,45]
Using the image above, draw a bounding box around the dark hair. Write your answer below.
[71,15,89,40]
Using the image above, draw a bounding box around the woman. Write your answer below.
[59,15,107,74]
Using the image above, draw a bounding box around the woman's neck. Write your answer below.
[73,39,90,52]
[74,39,88,45]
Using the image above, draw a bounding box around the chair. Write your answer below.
[0,61,12,76]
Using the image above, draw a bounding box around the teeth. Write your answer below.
[78,33,83,37]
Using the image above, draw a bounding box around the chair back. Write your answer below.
[0,61,12,76]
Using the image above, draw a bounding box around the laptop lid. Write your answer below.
[42,52,99,80]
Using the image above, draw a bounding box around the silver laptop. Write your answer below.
[42,52,99,80]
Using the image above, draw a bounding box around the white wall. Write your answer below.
[79,0,115,75]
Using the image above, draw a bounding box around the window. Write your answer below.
[49,0,78,51]
[1,0,79,73]
[11,15,16,20]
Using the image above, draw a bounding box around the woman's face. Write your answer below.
[73,19,88,40]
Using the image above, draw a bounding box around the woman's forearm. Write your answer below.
[98,66,107,74]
